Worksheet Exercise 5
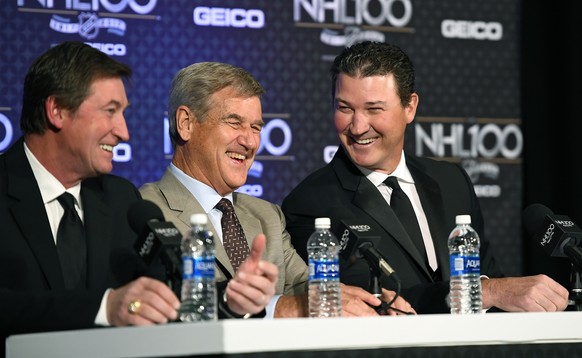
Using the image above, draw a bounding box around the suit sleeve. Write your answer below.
[277,206,309,295]
[0,289,105,336]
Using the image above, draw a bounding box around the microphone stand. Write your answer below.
[161,247,182,299]
[568,264,582,311]
[366,263,408,314]
[368,265,383,299]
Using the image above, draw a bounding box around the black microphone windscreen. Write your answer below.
[127,200,165,234]
[357,241,373,259]
[523,203,553,238]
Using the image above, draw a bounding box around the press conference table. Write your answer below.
[6,311,582,358]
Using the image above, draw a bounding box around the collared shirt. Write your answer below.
[23,142,110,325]
[23,142,83,242]
[355,151,438,271]
[168,163,234,244]
[169,163,278,318]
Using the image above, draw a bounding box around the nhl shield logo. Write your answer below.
[78,12,99,39]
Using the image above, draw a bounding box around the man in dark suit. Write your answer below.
[282,41,569,314]
[0,42,277,351]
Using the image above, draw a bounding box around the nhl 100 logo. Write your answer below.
[17,0,158,13]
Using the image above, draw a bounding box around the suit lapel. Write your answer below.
[81,180,111,289]
[332,148,433,279]
[406,156,450,272]
[232,193,260,249]
[157,170,233,279]
[5,140,65,289]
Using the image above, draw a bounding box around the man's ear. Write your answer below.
[175,105,194,142]
[45,96,64,129]
[405,93,419,125]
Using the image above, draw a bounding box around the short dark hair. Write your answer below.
[330,41,415,107]
[20,41,132,134]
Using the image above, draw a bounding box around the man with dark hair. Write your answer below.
[0,42,277,350]
[282,41,569,314]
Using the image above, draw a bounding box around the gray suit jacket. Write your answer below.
[139,169,308,296]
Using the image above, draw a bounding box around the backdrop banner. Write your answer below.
[0,0,522,274]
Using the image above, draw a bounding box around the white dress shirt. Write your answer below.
[355,151,438,272]
[169,163,278,318]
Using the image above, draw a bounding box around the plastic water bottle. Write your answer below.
[179,213,216,322]
[448,214,482,314]
[307,217,342,318]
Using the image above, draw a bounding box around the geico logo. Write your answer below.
[237,184,263,197]
[541,224,555,246]
[86,42,127,56]
[18,0,157,14]
[294,0,413,28]
[441,20,503,41]
[193,7,265,28]
[257,118,292,156]
[0,113,14,152]
[556,220,575,228]
[323,145,339,164]
[112,143,132,162]
[415,123,522,159]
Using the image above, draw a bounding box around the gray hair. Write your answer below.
[168,62,264,147]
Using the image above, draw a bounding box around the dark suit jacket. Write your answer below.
[282,147,503,313]
[0,138,149,343]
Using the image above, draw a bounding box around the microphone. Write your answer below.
[335,220,405,314]
[128,200,183,295]
[358,241,397,278]
[337,219,396,276]
[523,203,582,271]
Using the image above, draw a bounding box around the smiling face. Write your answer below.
[333,73,418,174]
[174,86,263,196]
[58,77,130,181]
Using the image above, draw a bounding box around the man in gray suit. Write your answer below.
[140,61,413,317]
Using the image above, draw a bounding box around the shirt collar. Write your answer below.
[355,150,415,187]
[169,163,233,212]
[23,142,82,205]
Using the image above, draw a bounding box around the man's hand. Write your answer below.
[225,234,279,316]
[107,276,180,326]
[340,284,384,317]
[379,289,416,315]
[482,274,569,312]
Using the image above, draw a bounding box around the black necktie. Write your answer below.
[215,198,250,272]
[56,192,87,289]
[384,176,427,260]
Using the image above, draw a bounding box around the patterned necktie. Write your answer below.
[384,176,427,260]
[215,198,250,272]
[56,192,87,289]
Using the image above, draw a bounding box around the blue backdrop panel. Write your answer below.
[0,0,522,275]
